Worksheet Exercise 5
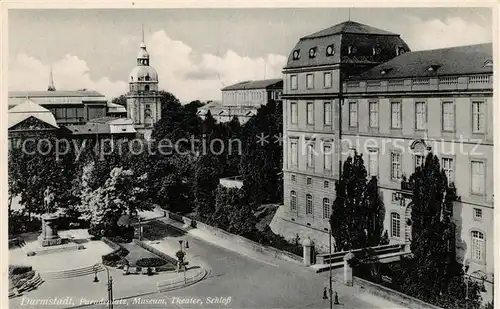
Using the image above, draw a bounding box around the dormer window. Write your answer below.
[348,46,357,55]
[396,47,406,56]
[131,76,134,81]
[145,74,150,81]
[309,47,317,58]
[484,59,493,67]
[381,68,392,75]
[427,65,441,72]
[326,44,335,56]
[373,47,382,56]
[292,49,301,60]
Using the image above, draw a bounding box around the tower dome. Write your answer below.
[130,66,158,82]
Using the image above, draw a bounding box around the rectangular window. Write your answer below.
[472,101,485,133]
[442,158,454,183]
[471,231,485,261]
[442,101,455,131]
[391,152,401,180]
[369,101,378,128]
[290,102,298,124]
[473,208,483,221]
[349,102,357,127]
[391,213,401,238]
[415,154,424,171]
[306,177,312,185]
[368,149,378,177]
[323,144,332,171]
[307,102,314,125]
[323,198,331,219]
[290,141,298,167]
[324,181,329,188]
[66,107,77,119]
[306,195,313,215]
[290,174,296,182]
[307,143,315,168]
[290,191,297,211]
[415,102,426,130]
[324,72,332,88]
[306,74,314,89]
[391,102,401,129]
[471,160,485,194]
[324,102,332,126]
[55,108,66,119]
[290,75,298,90]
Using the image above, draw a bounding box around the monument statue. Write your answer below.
[43,187,55,214]
[38,186,62,247]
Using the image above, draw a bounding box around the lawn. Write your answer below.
[141,220,186,241]
[120,242,170,266]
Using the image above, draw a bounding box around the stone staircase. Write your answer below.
[41,264,105,280]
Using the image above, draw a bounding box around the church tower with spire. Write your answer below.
[48,67,56,91]
[126,26,161,140]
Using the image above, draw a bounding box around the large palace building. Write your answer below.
[271,21,493,292]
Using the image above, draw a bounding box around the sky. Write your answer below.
[8,8,493,103]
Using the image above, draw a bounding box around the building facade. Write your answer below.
[198,79,283,124]
[272,21,493,295]
[126,33,162,140]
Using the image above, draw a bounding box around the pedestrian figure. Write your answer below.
[334,291,339,305]
[323,287,328,299]
[185,240,189,249]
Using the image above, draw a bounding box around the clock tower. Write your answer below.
[126,27,161,140]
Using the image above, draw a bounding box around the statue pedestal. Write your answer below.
[38,214,62,247]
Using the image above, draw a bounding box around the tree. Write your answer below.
[330,153,384,251]
[111,94,127,106]
[212,186,257,237]
[239,100,283,207]
[80,166,151,236]
[396,152,483,309]
[8,136,79,219]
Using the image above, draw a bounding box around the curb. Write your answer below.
[156,268,207,293]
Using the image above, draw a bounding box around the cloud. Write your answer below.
[9,54,128,100]
[9,29,287,103]
[404,16,491,51]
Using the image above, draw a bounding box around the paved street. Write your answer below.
[77,222,406,309]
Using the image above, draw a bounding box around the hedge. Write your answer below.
[135,258,168,268]
[9,265,32,276]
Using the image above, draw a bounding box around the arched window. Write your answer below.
[471,231,485,261]
[144,85,150,92]
[323,198,331,219]
[290,191,297,211]
[145,74,150,81]
[306,194,313,215]
[391,213,401,238]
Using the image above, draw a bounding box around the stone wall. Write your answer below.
[353,277,443,309]
[165,211,303,264]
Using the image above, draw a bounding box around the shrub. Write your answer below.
[77,245,85,250]
[8,211,41,235]
[135,258,168,268]
[9,265,32,276]
[26,252,36,257]
[10,270,35,288]
[108,236,129,244]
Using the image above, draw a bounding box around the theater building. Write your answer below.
[198,78,283,124]
[272,20,493,295]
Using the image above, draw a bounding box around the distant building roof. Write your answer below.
[8,99,59,129]
[107,102,127,113]
[64,123,110,135]
[354,43,493,80]
[9,90,106,98]
[301,21,398,39]
[222,79,283,91]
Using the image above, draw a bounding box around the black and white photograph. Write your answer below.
[3,3,498,309]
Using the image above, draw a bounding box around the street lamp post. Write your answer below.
[93,263,113,309]
[179,240,186,282]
